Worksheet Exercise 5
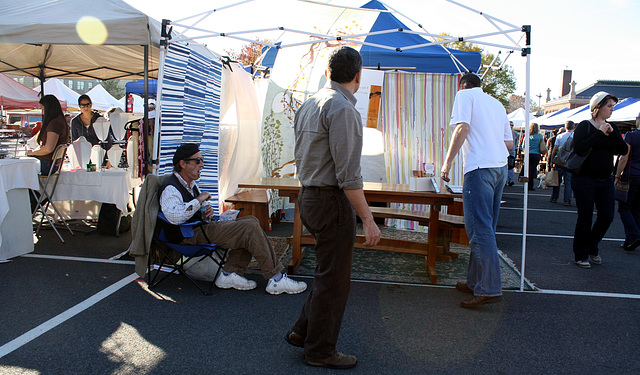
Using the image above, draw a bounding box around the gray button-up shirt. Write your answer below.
[294,81,364,190]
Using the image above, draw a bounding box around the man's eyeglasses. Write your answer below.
[184,157,204,164]
[79,102,92,108]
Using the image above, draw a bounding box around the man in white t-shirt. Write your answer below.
[441,72,513,309]
[549,120,575,205]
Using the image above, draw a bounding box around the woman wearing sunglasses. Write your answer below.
[70,94,114,166]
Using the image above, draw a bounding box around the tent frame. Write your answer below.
[155,0,533,291]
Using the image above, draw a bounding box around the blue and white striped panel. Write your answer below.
[159,42,222,214]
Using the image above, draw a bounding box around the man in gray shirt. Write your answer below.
[285,46,380,369]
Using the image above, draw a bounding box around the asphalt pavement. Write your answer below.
[1,180,639,374]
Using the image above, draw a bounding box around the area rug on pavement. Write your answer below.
[268,226,533,290]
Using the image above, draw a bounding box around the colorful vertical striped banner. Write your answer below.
[381,72,461,230]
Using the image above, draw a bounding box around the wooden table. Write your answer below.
[238,177,461,283]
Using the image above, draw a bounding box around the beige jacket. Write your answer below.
[128,174,170,277]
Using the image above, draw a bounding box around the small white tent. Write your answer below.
[86,84,123,112]
[507,107,537,129]
[33,78,80,110]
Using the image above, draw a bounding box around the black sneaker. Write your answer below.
[550,198,557,203]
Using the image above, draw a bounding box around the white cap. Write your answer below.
[589,91,613,112]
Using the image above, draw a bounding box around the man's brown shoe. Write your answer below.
[304,352,357,369]
[460,295,503,309]
[285,331,304,348]
[455,281,473,294]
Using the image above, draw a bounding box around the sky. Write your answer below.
[125,0,640,106]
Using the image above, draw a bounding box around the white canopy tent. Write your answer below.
[86,84,124,112]
[0,0,166,165]
[609,100,640,122]
[508,107,537,129]
[158,0,534,290]
[33,78,80,110]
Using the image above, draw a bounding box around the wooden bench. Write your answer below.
[368,206,466,261]
[225,190,270,231]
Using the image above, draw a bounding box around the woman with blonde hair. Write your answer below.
[571,92,627,268]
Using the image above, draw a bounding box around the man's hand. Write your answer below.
[361,218,381,247]
[440,162,452,182]
[197,191,211,203]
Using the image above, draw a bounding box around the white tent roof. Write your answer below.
[539,104,589,127]
[507,108,537,128]
[86,84,123,112]
[609,100,640,122]
[33,78,80,110]
[0,0,163,81]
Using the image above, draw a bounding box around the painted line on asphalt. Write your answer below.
[496,231,624,242]
[22,253,135,265]
[324,277,640,300]
[0,273,138,359]
[500,206,575,213]
[534,289,640,300]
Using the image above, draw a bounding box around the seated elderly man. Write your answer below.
[159,143,307,295]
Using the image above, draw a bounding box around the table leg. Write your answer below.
[288,201,304,273]
[427,204,441,283]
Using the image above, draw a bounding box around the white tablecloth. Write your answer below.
[51,168,141,214]
[0,158,39,258]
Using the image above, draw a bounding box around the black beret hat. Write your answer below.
[173,143,200,166]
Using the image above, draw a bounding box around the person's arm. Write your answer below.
[26,131,59,157]
[440,122,469,182]
[343,188,380,247]
[615,144,631,181]
[159,184,210,225]
[548,144,559,170]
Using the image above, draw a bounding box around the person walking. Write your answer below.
[441,72,512,308]
[549,121,575,205]
[615,112,640,252]
[507,121,519,186]
[286,46,381,369]
[571,92,628,268]
[519,122,545,190]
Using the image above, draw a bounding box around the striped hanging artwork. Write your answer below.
[159,42,223,214]
[381,72,461,231]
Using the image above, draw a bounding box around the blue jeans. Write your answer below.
[617,176,640,245]
[551,169,572,202]
[571,175,615,261]
[462,166,507,296]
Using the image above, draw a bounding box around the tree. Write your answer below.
[101,79,124,99]
[225,39,273,66]
[438,33,516,109]
[508,94,540,114]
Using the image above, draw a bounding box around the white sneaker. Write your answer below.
[215,272,257,290]
[266,274,307,295]
[575,259,591,269]
[589,254,602,265]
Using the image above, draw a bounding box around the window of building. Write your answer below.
[77,81,85,91]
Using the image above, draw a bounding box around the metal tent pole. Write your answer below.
[520,26,532,292]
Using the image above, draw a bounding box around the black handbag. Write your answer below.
[507,155,515,170]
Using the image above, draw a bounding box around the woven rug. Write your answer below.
[263,226,533,290]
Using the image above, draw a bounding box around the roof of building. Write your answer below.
[576,80,640,100]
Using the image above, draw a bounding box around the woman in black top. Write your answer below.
[571,92,628,268]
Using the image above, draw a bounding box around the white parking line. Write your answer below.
[0,273,138,359]
[496,231,624,242]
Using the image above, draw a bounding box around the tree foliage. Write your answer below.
[438,33,516,109]
[101,79,125,99]
[225,39,274,66]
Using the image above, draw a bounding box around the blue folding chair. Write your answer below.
[148,212,229,295]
